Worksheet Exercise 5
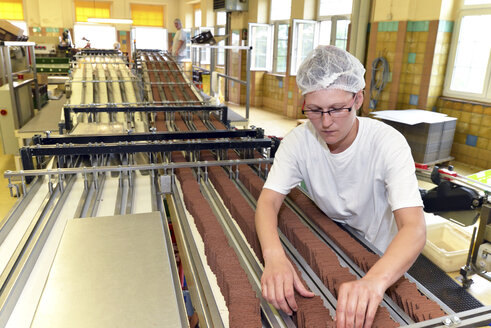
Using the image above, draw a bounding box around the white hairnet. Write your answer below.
[296,45,366,95]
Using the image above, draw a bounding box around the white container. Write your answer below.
[422,222,471,272]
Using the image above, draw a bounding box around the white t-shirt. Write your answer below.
[263,117,423,252]
[172,29,186,57]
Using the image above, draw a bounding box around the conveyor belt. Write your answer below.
[4,48,491,327]
[408,254,483,313]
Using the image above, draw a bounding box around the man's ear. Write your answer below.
[356,90,365,116]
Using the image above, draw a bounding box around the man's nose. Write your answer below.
[321,112,333,127]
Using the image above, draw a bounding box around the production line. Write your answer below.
[1,50,490,327]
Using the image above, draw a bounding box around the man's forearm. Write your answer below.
[364,207,426,289]
[255,189,286,261]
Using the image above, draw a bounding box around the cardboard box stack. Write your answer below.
[371,109,457,164]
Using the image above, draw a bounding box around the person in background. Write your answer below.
[172,18,187,64]
[113,42,121,52]
[255,45,426,328]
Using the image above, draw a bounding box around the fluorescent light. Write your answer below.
[87,18,133,24]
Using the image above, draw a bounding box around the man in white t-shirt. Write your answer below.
[255,45,426,328]
[172,18,186,64]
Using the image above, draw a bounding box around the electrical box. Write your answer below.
[213,0,248,12]
[0,82,34,154]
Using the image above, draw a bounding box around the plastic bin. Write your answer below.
[422,222,471,272]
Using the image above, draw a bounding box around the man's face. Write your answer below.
[174,21,181,30]
[303,88,362,151]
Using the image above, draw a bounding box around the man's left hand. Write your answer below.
[335,277,386,328]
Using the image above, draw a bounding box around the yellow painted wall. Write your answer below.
[372,0,447,21]
[24,0,180,30]
[248,0,269,24]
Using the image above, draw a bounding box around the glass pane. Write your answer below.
[271,0,292,21]
[300,23,315,62]
[217,27,226,66]
[464,0,491,4]
[199,27,211,64]
[195,9,201,27]
[275,24,289,73]
[251,25,269,69]
[133,27,168,51]
[291,21,316,75]
[74,24,116,49]
[319,20,331,45]
[217,11,226,25]
[319,0,353,16]
[335,19,349,50]
[8,20,27,36]
[450,15,491,94]
[183,29,191,60]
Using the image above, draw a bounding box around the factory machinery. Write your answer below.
[0,48,490,327]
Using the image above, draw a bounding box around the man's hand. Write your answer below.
[335,277,386,328]
[261,251,315,315]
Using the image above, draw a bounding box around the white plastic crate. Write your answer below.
[422,222,472,272]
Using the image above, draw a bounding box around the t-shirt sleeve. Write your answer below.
[180,31,187,41]
[383,129,424,211]
[263,131,304,195]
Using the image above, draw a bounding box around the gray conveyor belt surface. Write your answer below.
[30,212,186,328]
[408,254,483,313]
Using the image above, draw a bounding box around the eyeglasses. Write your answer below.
[302,94,357,119]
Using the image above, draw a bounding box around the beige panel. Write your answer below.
[31,212,184,328]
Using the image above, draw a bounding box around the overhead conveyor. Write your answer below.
[1,49,491,327]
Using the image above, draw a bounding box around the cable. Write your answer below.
[369,57,390,110]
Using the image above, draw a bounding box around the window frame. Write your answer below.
[215,25,226,67]
[290,19,319,76]
[443,2,491,102]
[272,21,289,75]
[248,23,274,71]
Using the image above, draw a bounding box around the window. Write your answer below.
[0,0,23,20]
[7,20,27,36]
[217,11,226,26]
[132,27,168,51]
[273,23,289,74]
[216,26,226,66]
[317,0,352,51]
[290,20,318,75]
[319,0,352,16]
[444,2,491,102]
[194,4,201,27]
[318,20,332,45]
[198,27,212,64]
[74,23,116,49]
[74,1,110,22]
[249,23,273,71]
[270,0,292,21]
[183,28,192,61]
[130,4,164,27]
[334,19,349,49]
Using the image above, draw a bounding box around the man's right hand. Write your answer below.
[261,251,315,315]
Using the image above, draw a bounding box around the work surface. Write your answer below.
[31,212,184,328]
[18,95,65,134]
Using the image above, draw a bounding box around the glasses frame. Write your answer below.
[302,93,358,119]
